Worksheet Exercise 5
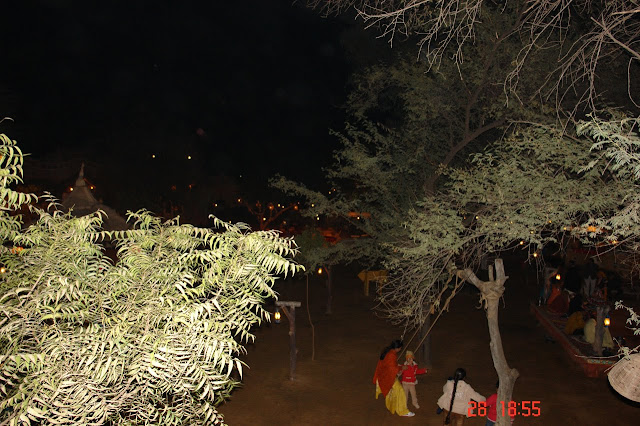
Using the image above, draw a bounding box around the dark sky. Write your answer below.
[0,0,353,192]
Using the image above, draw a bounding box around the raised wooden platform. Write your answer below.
[530,303,615,378]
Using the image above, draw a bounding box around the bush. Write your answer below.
[0,133,302,425]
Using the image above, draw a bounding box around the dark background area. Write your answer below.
[0,0,378,221]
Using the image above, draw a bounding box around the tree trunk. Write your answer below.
[325,266,333,315]
[420,310,433,368]
[457,259,519,426]
[593,305,609,356]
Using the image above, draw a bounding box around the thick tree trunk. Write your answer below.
[457,259,519,426]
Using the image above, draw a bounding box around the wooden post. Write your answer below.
[325,266,333,315]
[276,301,302,380]
[358,270,371,296]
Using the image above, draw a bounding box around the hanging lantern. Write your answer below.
[608,354,640,402]
[604,316,611,327]
[555,274,561,281]
[274,310,281,324]
[317,267,323,275]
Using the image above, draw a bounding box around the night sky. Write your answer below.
[1,1,361,208]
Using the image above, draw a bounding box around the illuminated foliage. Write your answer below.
[0,133,303,425]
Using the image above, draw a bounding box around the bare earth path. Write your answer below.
[220,263,638,425]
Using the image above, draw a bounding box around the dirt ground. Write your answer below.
[220,260,639,425]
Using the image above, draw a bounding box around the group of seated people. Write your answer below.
[541,258,623,314]
[540,258,619,353]
[563,307,615,348]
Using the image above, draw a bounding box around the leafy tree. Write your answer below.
[384,119,635,424]
[308,0,640,112]
[294,228,346,314]
[301,1,639,424]
[577,115,640,247]
[275,28,552,361]
[0,133,303,425]
[234,198,300,231]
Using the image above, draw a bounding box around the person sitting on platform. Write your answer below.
[583,317,615,349]
[547,279,570,314]
[582,258,600,298]
[564,310,586,335]
[563,260,581,294]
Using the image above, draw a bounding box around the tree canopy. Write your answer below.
[309,0,640,112]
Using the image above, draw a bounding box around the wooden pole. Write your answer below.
[276,301,301,380]
[325,266,333,315]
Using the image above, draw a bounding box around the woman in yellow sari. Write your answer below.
[372,340,415,417]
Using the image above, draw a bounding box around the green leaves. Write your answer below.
[0,134,303,425]
[381,118,639,327]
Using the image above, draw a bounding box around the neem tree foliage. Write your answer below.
[0,134,303,425]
